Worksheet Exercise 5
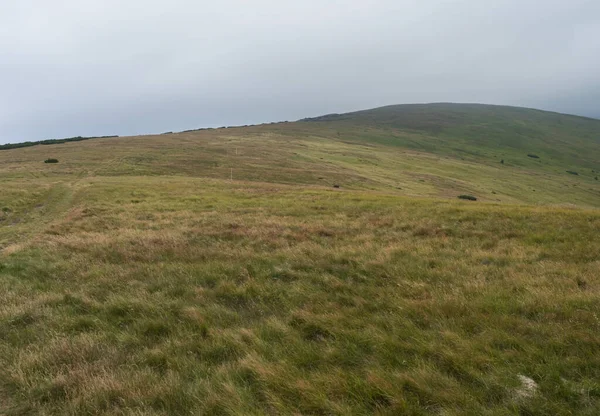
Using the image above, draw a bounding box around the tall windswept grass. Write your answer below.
[1,177,599,414]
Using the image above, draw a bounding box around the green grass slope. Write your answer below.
[1,103,599,207]
[1,104,600,414]
[302,103,600,168]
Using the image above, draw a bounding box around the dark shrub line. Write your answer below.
[0,135,119,151]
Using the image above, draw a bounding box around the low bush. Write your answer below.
[527,154,540,159]
[44,158,59,164]
[566,171,579,176]
[458,195,477,201]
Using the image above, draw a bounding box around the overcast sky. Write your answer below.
[1,0,599,144]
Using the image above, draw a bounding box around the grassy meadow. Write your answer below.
[1,104,600,414]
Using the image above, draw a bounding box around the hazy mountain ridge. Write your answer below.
[1,103,599,206]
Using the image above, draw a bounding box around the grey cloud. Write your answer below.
[1,0,599,143]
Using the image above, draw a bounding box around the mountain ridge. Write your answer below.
[3,103,599,150]
[301,102,600,123]
[1,102,599,207]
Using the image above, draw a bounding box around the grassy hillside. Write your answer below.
[302,103,600,169]
[1,104,600,414]
[1,104,600,207]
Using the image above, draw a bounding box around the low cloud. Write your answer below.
[1,0,599,143]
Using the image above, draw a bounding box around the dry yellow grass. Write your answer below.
[0,173,599,414]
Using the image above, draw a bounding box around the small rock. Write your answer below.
[516,374,538,399]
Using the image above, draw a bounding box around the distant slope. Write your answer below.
[1,103,599,207]
[301,103,600,170]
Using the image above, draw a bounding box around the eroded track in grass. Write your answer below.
[0,182,79,252]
